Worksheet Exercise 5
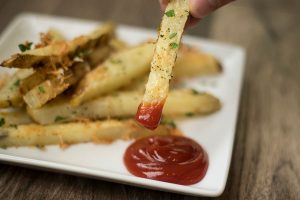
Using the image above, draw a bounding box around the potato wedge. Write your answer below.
[0,109,32,127]
[71,43,155,106]
[136,0,190,129]
[0,120,178,147]
[174,46,222,77]
[0,73,10,89]
[35,28,65,48]
[109,38,128,51]
[0,69,34,108]
[19,68,50,94]
[23,62,90,108]
[87,38,128,67]
[28,89,221,125]
[0,29,68,108]
[0,23,115,69]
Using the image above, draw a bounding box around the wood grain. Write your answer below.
[0,0,299,199]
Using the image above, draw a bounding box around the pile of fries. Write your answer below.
[0,22,222,148]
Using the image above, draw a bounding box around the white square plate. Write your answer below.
[0,13,245,197]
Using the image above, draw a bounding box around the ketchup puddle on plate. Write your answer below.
[124,135,208,185]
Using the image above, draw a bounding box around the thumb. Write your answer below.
[159,0,169,10]
[189,0,235,19]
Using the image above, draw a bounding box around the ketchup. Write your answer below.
[124,135,208,185]
[135,102,164,130]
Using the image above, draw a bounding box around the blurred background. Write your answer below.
[0,0,299,199]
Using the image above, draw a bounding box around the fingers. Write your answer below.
[159,0,234,19]
[189,0,234,19]
[185,16,200,28]
[158,0,234,28]
[159,0,169,10]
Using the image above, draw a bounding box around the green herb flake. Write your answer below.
[0,118,5,127]
[36,144,45,149]
[110,58,122,64]
[18,42,33,52]
[192,89,199,95]
[55,116,66,122]
[161,119,177,128]
[169,32,177,39]
[165,9,175,17]
[13,79,20,87]
[111,92,119,97]
[75,49,91,58]
[38,86,46,94]
[169,42,178,49]
[9,124,18,129]
[185,112,195,117]
[160,34,164,38]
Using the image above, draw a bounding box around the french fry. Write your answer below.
[0,29,67,108]
[0,69,34,108]
[35,28,65,48]
[0,73,10,89]
[23,62,90,108]
[0,109,32,127]
[87,38,128,67]
[109,38,128,51]
[19,68,52,95]
[133,41,222,77]
[0,120,178,148]
[86,46,113,67]
[136,0,190,129]
[28,89,221,125]
[71,43,155,106]
[121,76,148,92]
[0,23,115,69]
[71,41,221,106]
[174,46,222,77]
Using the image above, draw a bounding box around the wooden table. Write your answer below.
[0,0,299,199]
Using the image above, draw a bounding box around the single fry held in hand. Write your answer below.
[0,21,222,148]
[136,0,190,129]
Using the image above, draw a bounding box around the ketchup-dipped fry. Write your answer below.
[136,0,189,129]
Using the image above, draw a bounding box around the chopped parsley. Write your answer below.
[75,49,91,58]
[169,42,178,49]
[110,58,122,64]
[160,34,164,38]
[165,9,175,17]
[185,112,195,117]
[9,124,18,129]
[36,144,45,149]
[0,118,5,127]
[192,89,199,95]
[169,32,177,39]
[55,116,66,122]
[161,119,176,128]
[13,79,20,87]
[18,42,33,52]
[38,86,46,94]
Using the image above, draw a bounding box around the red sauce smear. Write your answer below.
[124,135,209,185]
[135,102,164,130]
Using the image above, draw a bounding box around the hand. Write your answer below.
[159,0,235,27]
